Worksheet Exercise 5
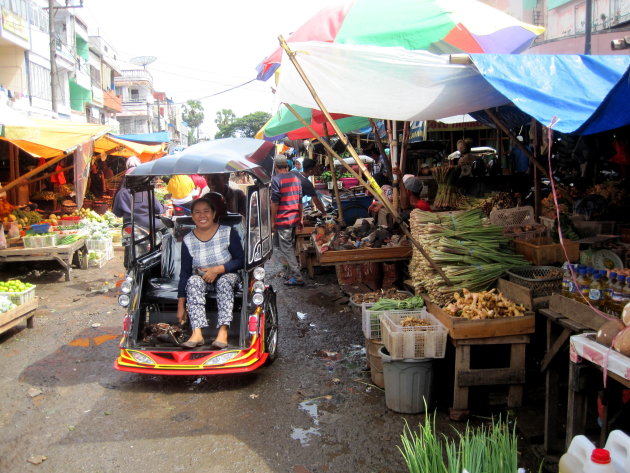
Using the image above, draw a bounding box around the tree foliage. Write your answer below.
[215,109,236,130]
[182,100,205,143]
[215,111,271,139]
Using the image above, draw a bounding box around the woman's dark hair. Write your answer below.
[191,192,226,222]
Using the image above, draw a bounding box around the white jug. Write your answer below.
[559,435,616,473]
[604,430,630,473]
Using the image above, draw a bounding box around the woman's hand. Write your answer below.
[200,266,223,283]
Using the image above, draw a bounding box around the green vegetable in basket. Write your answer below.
[372,296,425,311]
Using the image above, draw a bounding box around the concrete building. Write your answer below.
[88,35,122,130]
[483,0,630,54]
[114,67,157,135]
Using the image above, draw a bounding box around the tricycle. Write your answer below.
[114,138,278,374]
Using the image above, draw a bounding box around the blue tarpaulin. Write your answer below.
[113,131,170,144]
[470,54,630,135]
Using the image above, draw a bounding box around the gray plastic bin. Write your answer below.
[379,346,434,414]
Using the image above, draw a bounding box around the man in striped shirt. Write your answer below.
[271,155,304,286]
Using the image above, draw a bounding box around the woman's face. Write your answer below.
[192,201,215,230]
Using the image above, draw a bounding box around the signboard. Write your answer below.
[426,120,488,132]
[408,121,426,143]
[1,9,28,40]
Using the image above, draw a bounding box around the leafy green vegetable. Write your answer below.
[372,296,424,311]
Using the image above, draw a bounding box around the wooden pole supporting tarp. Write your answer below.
[284,105,451,285]
[484,108,548,178]
[323,123,344,224]
[0,152,69,195]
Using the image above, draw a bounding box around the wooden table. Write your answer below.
[0,239,88,281]
[537,294,607,455]
[295,227,318,278]
[0,298,38,336]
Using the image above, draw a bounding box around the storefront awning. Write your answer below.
[276,42,630,135]
[112,131,170,144]
[1,119,111,158]
[94,135,167,162]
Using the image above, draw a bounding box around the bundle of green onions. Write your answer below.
[399,412,519,473]
[409,208,530,305]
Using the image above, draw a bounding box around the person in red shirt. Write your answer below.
[271,155,304,286]
[398,170,432,212]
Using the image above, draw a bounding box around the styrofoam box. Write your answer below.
[380,309,448,360]
[0,285,36,306]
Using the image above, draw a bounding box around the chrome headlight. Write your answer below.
[120,280,133,294]
[130,351,155,365]
[252,293,264,306]
[252,281,265,293]
[203,351,238,366]
[118,294,130,307]
[253,267,265,281]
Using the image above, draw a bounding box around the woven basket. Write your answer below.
[490,206,536,227]
[92,201,109,215]
[506,266,563,297]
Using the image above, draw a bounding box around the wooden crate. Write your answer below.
[0,298,38,335]
[313,240,412,264]
[548,294,607,331]
[425,297,535,340]
[514,237,579,265]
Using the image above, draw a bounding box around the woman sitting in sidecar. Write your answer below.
[177,193,243,349]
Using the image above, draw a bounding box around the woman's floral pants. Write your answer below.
[185,273,240,329]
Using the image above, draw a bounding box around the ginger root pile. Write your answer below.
[444,288,526,320]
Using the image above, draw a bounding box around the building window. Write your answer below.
[130,89,139,102]
[30,63,51,101]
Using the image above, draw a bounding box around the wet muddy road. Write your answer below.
[0,249,432,473]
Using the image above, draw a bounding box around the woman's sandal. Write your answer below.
[210,340,228,350]
[181,339,204,348]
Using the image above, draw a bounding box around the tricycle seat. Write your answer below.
[146,276,243,302]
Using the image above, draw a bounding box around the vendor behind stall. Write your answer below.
[293,158,327,217]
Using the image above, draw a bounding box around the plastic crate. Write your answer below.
[42,234,57,247]
[361,297,416,339]
[0,285,36,306]
[88,251,107,268]
[29,223,50,234]
[22,236,36,248]
[380,310,447,359]
[490,206,535,227]
[514,237,580,265]
[86,239,113,253]
[506,266,563,298]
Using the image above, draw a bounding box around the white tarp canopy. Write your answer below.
[276,42,509,123]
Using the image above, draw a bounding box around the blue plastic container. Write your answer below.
[333,195,373,225]
[29,223,50,234]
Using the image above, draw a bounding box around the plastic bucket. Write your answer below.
[366,338,384,388]
[379,346,433,414]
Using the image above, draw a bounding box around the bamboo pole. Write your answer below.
[322,123,344,224]
[278,37,451,284]
[1,152,69,195]
[484,108,548,178]
[284,107,452,285]
[390,121,400,210]
[399,121,410,175]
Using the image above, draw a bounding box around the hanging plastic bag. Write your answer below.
[0,228,6,250]
[7,222,19,239]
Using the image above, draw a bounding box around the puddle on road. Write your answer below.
[291,399,322,446]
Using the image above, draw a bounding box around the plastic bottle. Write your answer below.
[589,272,604,309]
[611,275,627,315]
[604,429,630,473]
[622,277,630,311]
[599,271,611,312]
[576,268,591,303]
[605,272,617,313]
[562,263,575,298]
[559,435,616,473]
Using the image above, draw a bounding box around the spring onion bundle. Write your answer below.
[399,411,519,473]
[371,296,425,311]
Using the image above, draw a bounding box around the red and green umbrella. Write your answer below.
[258,104,370,140]
[256,0,544,81]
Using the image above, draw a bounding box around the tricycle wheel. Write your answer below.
[264,290,278,365]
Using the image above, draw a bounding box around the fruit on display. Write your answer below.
[0,280,34,293]
[10,208,42,227]
[31,191,57,201]
[613,328,630,356]
[0,296,16,313]
[0,199,14,219]
[596,319,625,348]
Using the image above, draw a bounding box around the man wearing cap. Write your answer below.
[293,158,327,217]
[401,174,431,212]
[271,155,304,286]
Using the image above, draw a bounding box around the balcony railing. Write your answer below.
[119,69,153,82]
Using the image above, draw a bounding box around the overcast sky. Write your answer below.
[82,0,334,137]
